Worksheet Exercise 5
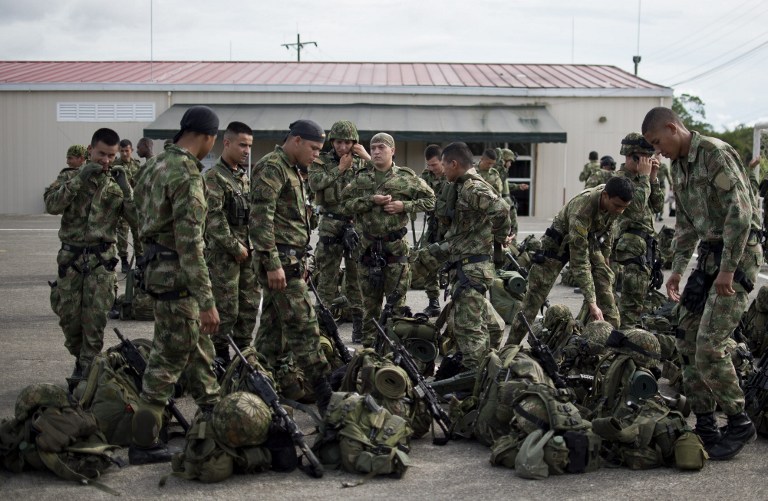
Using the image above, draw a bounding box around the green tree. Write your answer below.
[672,93,714,134]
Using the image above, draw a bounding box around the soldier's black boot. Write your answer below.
[351,314,363,343]
[313,376,333,417]
[129,408,180,465]
[120,256,131,273]
[66,361,83,394]
[423,298,441,317]
[708,411,756,460]
[693,412,722,452]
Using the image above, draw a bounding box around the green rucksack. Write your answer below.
[742,285,768,359]
[218,346,276,397]
[490,382,601,476]
[462,345,553,446]
[489,275,524,325]
[77,338,165,447]
[0,383,120,494]
[313,392,411,485]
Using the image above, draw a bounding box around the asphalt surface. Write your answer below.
[0,213,766,500]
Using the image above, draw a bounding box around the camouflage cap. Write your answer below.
[620,132,655,157]
[67,144,87,158]
[581,320,612,355]
[328,120,359,142]
[606,328,661,368]
[212,391,272,448]
[370,132,395,148]
[501,148,517,162]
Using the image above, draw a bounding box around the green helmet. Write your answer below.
[15,383,72,422]
[67,144,87,158]
[212,391,272,448]
[543,304,572,331]
[501,148,517,162]
[581,320,612,355]
[606,328,661,368]
[620,132,655,157]
[328,120,359,142]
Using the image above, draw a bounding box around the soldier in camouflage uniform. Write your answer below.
[655,161,671,221]
[44,131,137,385]
[112,139,143,272]
[341,132,436,347]
[129,106,222,465]
[508,176,634,345]
[579,151,601,187]
[613,133,665,328]
[203,122,262,360]
[419,144,446,317]
[250,119,333,413]
[65,144,87,170]
[438,142,511,369]
[643,106,763,460]
[585,155,617,188]
[308,120,370,342]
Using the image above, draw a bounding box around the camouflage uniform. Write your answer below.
[342,162,436,347]
[509,185,620,344]
[112,157,143,260]
[308,150,365,321]
[250,146,331,386]
[579,160,601,186]
[444,169,511,369]
[203,158,261,354]
[44,163,137,371]
[133,144,220,413]
[419,169,447,302]
[656,162,671,219]
[672,132,762,416]
[585,169,614,189]
[614,162,664,328]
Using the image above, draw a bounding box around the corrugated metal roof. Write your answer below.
[0,61,667,91]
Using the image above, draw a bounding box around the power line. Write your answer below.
[281,33,317,62]
[669,37,768,86]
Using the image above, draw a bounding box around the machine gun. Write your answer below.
[307,273,352,364]
[516,312,568,389]
[113,328,190,433]
[373,319,452,445]
[373,268,406,354]
[227,336,324,478]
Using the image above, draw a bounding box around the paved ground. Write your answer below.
[0,213,767,500]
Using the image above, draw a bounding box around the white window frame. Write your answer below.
[57,102,156,122]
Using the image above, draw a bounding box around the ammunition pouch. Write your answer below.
[321,211,351,222]
[342,224,360,258]
[544,226,564,246]
[138,240,191,301]
[223,190,249,227]
[445,255,490,300]
[58,242,115,277]
[364,227,407,243]
[435,182,458,222]
[532,248,569,266]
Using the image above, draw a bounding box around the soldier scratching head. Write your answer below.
[328,120,359,159]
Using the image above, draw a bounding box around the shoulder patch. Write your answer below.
[713,171,734,191]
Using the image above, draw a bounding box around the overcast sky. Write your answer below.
[1,0,766,131]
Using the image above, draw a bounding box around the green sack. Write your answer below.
[515,429,553,480]
[673,431,708,471]
[169,419,233,484]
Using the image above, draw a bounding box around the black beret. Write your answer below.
[173,106,220,143]
[288,119,325,142]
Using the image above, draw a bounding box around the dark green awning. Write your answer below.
[144,103,567,143]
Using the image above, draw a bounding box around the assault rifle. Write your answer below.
[113,328,190,433]
[227,336,324,478]
[373,319,452,445]
[373,269,405,354]
[744,352,768,424]
[307,274,352,364]
[516,312,568,389]
[504,251,529,279]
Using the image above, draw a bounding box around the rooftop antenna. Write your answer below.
[633,0,642,75]
[281,33,317,62]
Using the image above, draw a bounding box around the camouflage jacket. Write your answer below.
[422,169,448,243]
[44,164,138,247]
[671,132,760,274]
[477,166,511,202]
[249,146,312,272]
[203,158,250,256]
[657,163,671,190]
[342,162,435,249]
[133,145,214,310]
[446,169,511,262]
[614,164,664,241]
[579,161,601,183]
[585,169,614,189]
[550,186,618,304]
[308,150,365,215]
[112,157,142,187]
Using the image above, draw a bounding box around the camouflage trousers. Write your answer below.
[315,216,362,316]
[508,255,618,345]
[449,262,495,370]
[423,269,441,300]
[116,216,142,259]
[619,262,650,329]
[358,260,411,348]
[140,296,220,408]
[207,251,261,352]
[676,243,762,415]
[50,250,116,370]
[253,275,330,384]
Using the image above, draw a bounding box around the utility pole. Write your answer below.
[281,33,317,62]
[633,0,642,75]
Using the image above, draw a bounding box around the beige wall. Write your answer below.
[0,89,669,215]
